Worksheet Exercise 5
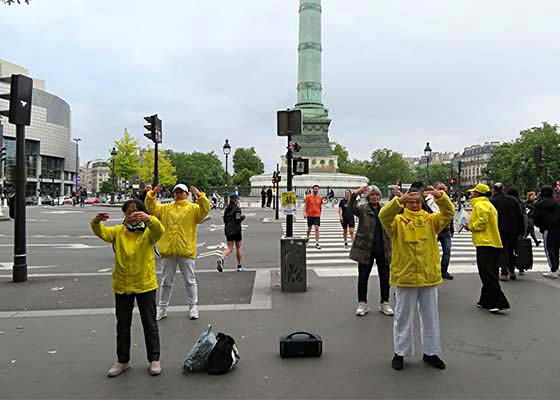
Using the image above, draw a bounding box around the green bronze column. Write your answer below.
[296,0,323,107]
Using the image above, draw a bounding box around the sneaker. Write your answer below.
[423,354,446,370]
[149,360,162,376]
[355,302,369,316]
[107,362,130,377]
[536,240,541,247]
[156,309,167,321]
[489,307,509,314]
[442,272,454,280]
[189,305,199,320]
[518,269,525,275]
[392,354,404,370]
[315,243,321,250]
[378,301,394,316]
[542,271,559,279]
[344,242,348,249]
[476,303,483,309]
[499,274,509,281]
[237,264,246,271]
[216,258,224,272]
[304,237,309,243]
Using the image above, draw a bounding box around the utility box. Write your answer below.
[280,238,307,292]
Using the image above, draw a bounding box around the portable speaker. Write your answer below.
[279,331,322,358]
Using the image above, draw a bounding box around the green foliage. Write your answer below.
[169,151,225,190]
[99,180,113,194]
[231,168,254,186]
[138,147,177,188]
[232,147,264,175]
[414,163,453,185]
[369,149,414,188]
[330,142,349,172]
[112,129,140,181]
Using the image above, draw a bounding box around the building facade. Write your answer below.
[0,59,77,199]
[82,159,110,194]
[455,142,499,189]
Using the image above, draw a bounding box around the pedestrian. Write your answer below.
[266,186,273,208]
[304,184,323,249]
[464,183,510,313]
[139,184,152,204]
[379,187,455,371]
[532,185,560,279]
[327,188,335,207]
[491,182,525,281]
[338,190,355,249]
[217,193,247,272]
[80,187,87,208]
[430,182,454,280]
[90,199,164,377]
[261,186,266,208]
[349,185,393,317]
[145,183,210,321]
[524,191,541,247]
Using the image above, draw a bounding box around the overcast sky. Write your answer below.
[1,0,559,171]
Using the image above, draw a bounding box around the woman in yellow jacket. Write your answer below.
[91,199,164,378]
[464,183,510,313]
[379,188,455,371]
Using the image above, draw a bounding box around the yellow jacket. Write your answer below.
[90,216,164,294]
[469,197,503,248]
[379,192,455,287]
[145,191,210,258]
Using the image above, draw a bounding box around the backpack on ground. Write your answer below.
[183,324,217,373]
[206,332,240,374]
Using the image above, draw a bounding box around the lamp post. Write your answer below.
[424,142,432,185]
[72,138,81,192]
[110,147,118,204]
[223,139,231,187]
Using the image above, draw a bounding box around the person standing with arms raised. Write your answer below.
[145,183,210,321]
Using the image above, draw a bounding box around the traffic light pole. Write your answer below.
[286,134,293,238]
[153,141,159,186]
[13,124,27,282]
[275,163,279,220]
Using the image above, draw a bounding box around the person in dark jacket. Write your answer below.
[266,187,273,208]
[524,191,541,246]
[533,185,560,279]
[505,186,529,274]
[260,186,267,208]
[349,185,393,317]
[432,182,455,280]
[491,183,525,281]
[139,184,152,204]
[217,193,247,272]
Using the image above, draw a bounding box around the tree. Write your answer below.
[113,128,140,182]
[369,149,414,188]
[99,180,113,194]
[169,151,225,190]
[231,168,254,187]
[138,147,177,188]
[330,142,349,172]
[414,163,453,185]
[232,147,264,175]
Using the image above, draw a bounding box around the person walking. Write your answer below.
[266,186,273,208]
[524,191,541,246]
[145,183,210,321]
[379,187,454,371]
[533,185,560,279]
[491,183,525,281]
[217,193,247,272]
[349,185,393,317]
[338,190,356,249]
[430,182,454,280]
[261,186,267,208]
[464,183,510,313]
[304,184,323,249]
[90,199,164,377]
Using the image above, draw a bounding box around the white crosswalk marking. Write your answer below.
[283,208,551,277]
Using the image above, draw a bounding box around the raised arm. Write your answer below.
[145,185,164,220]
[425,191,455,234]
[191,187,210,224]
[90,213,119,243]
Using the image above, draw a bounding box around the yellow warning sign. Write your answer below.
[282,191,296,207]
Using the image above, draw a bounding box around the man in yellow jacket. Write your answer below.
[379,187,455,371]
[146,183,210,321]
[464,183,510,313]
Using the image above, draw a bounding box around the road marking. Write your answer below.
[41,211,83,214]
[0,243,108,249]
[0,262,58,270]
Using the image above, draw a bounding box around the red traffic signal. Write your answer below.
[449,178,456,185]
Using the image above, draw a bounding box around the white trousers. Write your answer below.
[393,286,441,357]
[159,257,198,310]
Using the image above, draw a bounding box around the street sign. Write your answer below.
[277,109,302,136]
[293,157,309,175]
[282,191,296,215]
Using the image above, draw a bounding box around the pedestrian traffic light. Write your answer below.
[272,171,277,184]
[293,157,309,175]
[533,145,543,166]
[0,74,33,126]
[143,114,162,144]
[288,142,302,153]
[449,178,456,185]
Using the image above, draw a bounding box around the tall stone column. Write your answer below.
[297,0,323,107]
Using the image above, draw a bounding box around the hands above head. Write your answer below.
[355,185,369,195]
[153,184,163,194]
[424,189,443,199]
[392,189,403,198]
[93,212,110,223]
[399,191,420,204]
[189,186,201,197]
[127,211,151,224]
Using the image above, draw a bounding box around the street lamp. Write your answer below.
[424,142,432,185]
[72,138,82,192]
[110,147,118,204]
[223,139,231,187]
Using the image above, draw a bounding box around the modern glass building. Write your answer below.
[0,59,77,199]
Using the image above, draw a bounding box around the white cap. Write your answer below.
[173,184,188,193]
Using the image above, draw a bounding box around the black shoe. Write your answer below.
[423,354,446,370]
[392,354,404,370]
[442,272,454,280]
[509,273,516,281]
[536,240,541,247]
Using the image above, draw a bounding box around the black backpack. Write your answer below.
[206,333,240,374]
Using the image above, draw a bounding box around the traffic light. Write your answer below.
[293,157,309,175]
[449,178,456,185]
[533,145,543,166]
[277,108,303,136]
[0,74,33,126]
[288,142,302,153]
[396,180,402,190]
[143,114,162,144]
[0,147,6,162]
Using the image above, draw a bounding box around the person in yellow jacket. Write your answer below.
[146,183,210,321]
[379,187,454,371]
[91,199,164,378]
[464,183,510,313]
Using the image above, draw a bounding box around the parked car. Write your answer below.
[56,196,74,205]
[40,195,54,205]
[25,196,38,205]
[84,197,100,204]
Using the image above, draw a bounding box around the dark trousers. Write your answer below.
[526,219,539,245]
[266,195,272,208]
[438,231,452,275]
[543,230,560,272]
[499,233,517,276]
[261,195,266,208]
[358,253,390,303]
[115,289,160,363]
[476,247,510,310]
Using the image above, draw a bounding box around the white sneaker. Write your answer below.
[107,362,129,377]
[156,309,167,321]
[149,360,162,376]
[378,301,394,316]
[189,305,199,320]
[542,271,559,279]
[355,302,369,316]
